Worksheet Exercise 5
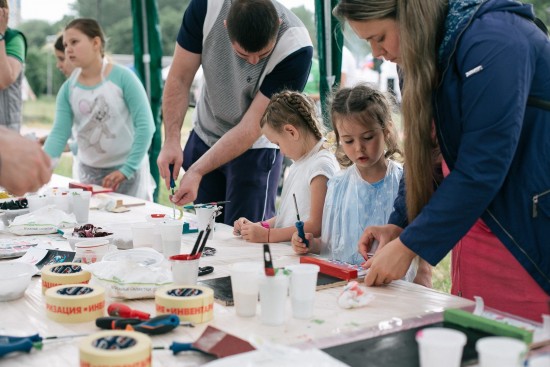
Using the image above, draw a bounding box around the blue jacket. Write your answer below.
[390,0,550,294]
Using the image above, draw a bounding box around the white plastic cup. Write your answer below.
[230,262,263,317]
[26,195,49,212]
[170,254,199,285]
[159,220,184,258]
[196,207,216,239]
[416,327,466,367]
[131,222,158,248]
[54,192,71,213]
[476,337,527,367]
[259,272,289,326]
[145,215,166,253]
[71,191,91,223]
[74,239,113,264]
[286,264,319,319]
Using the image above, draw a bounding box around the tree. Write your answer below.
[18,20,57,48]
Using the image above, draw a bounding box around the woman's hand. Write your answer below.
[102,170,126,191]
[363,237,417,286]
[358,224,403,261]
[291,231,313,255]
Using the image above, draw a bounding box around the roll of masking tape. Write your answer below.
[79,330,151,367]
[45,284,105,323]
[155,285,214,324]
[41,262,91,294]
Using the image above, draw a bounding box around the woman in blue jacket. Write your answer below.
[334,0,550,322]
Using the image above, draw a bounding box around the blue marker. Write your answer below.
[292,193,309,248]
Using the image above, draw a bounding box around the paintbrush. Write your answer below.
[169,164,177,219]
[195,226,212,259]
[263,243,275,276]
[190,230,205,257]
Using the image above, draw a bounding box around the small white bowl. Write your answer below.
[0,262,38,301]
[0,208,30,226]
[64,233,114,250]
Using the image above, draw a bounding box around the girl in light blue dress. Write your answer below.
[292,84,418,282]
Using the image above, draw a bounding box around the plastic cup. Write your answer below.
[71,191,91,223]
[196,207,216,239]
[74,239,113,264]
[159,220,183,258]
[230,262,263,317]
[26,195,49,212]
[476,337,527,367]
[416,327,466,367]
[259,272,289,326]
[54,192,71,213]
[131,222,158,248]
[286,264,319,319]
[170,254,199,285]
[145,215,166,253]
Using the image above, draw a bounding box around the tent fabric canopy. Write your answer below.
[131,0,164,201]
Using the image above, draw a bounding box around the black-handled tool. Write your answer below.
[96,314,181,335]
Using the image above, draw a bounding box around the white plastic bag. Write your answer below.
[8,206,77,235]
[84,250,171,299]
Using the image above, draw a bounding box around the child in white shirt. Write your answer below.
[234,91,339,243]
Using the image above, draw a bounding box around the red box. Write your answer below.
[69,182,113,194]
[299,256,361,281]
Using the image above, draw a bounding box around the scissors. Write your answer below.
[0,333,86,358]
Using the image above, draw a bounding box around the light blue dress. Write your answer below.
[320,159,416,281]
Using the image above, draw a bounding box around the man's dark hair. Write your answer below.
[226,0,279,52]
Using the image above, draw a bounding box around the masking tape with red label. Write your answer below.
[155,285,214,324]
[45,284,105,323]
[79,330,152,367]
[41,262,91,294]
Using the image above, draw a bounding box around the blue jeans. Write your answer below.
[182,130,282,225]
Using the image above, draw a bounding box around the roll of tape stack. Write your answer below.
[41,263,91,294]
[45,284,105,323]
[155,285,214,324]
[79,330,151,367]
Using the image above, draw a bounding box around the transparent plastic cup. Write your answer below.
[476,337,527,367]
[259,272,289,326]
[230,262,263,317]
[131,222,158,248]
[196,207,216,239]
[159,220,183,258]
[71,191,91,223]
[416,327,466,367]
[286,264,319,319]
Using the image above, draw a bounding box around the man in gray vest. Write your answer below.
[0,0,26,132]
[158,0,313,224]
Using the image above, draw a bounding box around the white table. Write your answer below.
[0,175,475,366]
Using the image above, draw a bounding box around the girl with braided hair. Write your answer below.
[233,90,340,243]
[291,84,418,282]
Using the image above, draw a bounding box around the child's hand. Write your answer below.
[233,217,250,236]
[291,231,312,255]
[240,222,268,243]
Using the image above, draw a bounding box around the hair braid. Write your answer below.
[261,90,323,140]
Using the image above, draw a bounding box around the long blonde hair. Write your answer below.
[333,0,447,221]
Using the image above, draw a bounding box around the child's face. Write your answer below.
[262,124,301,160]
[55,50,75,78]
[337,118,387,174]
[63,28,101,68]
